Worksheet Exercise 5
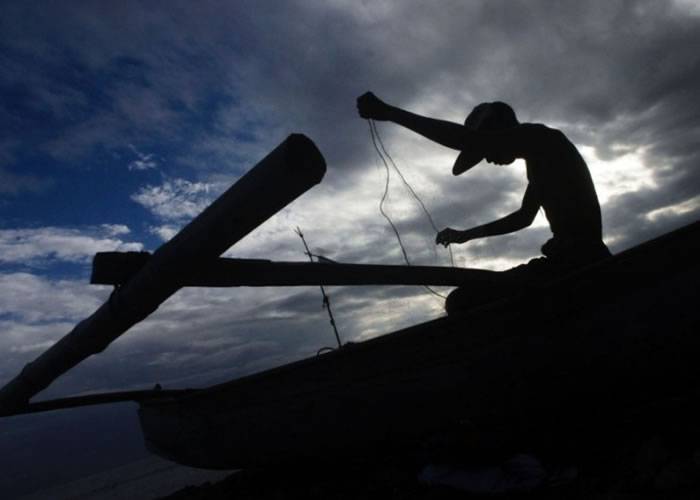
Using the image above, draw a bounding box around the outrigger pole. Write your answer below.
[91,253,498,288]
[0,134,326,414]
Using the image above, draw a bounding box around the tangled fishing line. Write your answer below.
[368,119,455,299]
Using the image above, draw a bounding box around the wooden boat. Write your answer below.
[1,133,698,470]
[137,221,700,468]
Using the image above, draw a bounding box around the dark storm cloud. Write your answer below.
[217,0,699,252]
[361,0,700,251]
[442,0,700,247]
[3,0,699,244]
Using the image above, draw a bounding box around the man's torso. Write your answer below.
[523,124,604,245]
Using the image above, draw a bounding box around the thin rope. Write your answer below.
[368,119,448,300]
[368,120,412,266]
[371,120,455,267]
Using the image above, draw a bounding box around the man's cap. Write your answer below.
[452,149,484,176]
[452,102,518,176]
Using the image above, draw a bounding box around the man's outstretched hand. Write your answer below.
[436,228,469,247]
[357,92,392,121]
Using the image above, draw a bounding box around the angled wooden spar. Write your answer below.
[0,134,326,412]
[91,253,498,287]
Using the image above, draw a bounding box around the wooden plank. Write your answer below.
[90,252,499,287]
[0,134,326,413]
[0,389,199,417]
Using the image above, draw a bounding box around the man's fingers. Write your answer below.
[436,229,451,246]
[357,92,373,118]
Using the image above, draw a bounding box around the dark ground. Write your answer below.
[160,421,700,500]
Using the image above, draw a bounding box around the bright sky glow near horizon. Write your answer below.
[1,1,700,493]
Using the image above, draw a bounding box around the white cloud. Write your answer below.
[131,178,222,222]
[0,271,109,380]
[581,145,657,206]
[645,195,700,222]
[0,226,143,265]
[671,0,700,16]
[0,273,107,323]
[100,224,131,237]
[149,224,179,241]
[127,144,158,171]
[10,340,55,354]
[0,320,77,381]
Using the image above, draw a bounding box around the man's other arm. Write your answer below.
[436,184,540,246]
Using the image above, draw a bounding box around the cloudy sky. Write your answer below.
[1,0,700,492]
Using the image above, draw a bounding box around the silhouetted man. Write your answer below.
[357,92,611,311]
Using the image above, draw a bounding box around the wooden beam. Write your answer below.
[0,389,199,417]
[0,135,326,413]
[91,252,498,287]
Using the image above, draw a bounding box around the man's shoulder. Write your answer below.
[519,122,562,136]
[519,122,568,147]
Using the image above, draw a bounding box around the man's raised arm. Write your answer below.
[357,92,535,164]
[357,92,467,150]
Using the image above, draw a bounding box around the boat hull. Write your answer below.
[139,222,700,469]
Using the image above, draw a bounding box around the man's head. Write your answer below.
[453,101,519,174]
[465,101,519,132]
